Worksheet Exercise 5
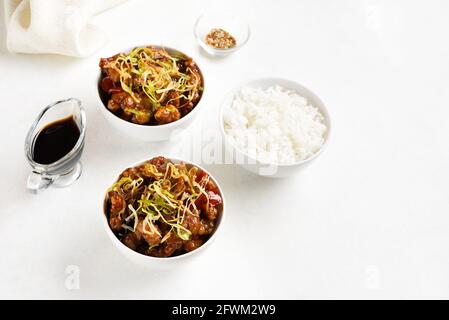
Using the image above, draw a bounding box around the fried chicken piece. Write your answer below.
[203,203,218,221]
[198,219,215,236]
[99,55,121,83]
[164,90,180,108]
[108,191,125,232]
[157,232,183,257]
[122,232,142,251]
[107,92,134,112]
[182,214,201,236]
[125,108,151,124]
[183,238,204,252]
[148,156,168,172]
[171,177,185,195]
[120,167,140,180]
[179,101,194,116]
[135,219,161,247]
[154,105,181,124]
[109,216,123,232]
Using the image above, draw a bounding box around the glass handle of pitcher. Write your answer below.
[27,171,54,193]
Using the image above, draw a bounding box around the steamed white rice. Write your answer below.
[223,85,327,164]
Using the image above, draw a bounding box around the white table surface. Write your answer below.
[1,0,449,299]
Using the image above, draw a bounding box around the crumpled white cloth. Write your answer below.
[4,0,128,57]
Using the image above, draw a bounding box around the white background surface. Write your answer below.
[1,0,448,299]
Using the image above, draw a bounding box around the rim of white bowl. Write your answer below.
[101,156,226,261]
[96,45,205,129]
[193,13,251,53]
[219,77,332,168]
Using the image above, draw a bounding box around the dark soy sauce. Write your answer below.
[33,116,80,165]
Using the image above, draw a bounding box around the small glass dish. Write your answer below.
[25,98,86,193]
[194,13,250,57]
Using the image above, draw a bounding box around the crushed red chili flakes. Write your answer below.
[205,28,237,49]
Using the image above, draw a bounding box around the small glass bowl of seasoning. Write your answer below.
[24,98,86,193]
[194,13,250,57]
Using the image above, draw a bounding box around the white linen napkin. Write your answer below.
[4,0,128,57]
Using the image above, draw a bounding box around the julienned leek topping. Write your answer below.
[102,47,201,108]
[99,46,203,125]
[111,163,203,240]
[106,157,222,257]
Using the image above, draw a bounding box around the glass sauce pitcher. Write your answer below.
[24,98,86,193]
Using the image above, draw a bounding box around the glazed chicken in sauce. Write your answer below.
[105,157,222,257]
[99,46,203,125]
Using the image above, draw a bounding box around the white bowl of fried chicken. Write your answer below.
[97,45,205,141]
[102,156,225,267]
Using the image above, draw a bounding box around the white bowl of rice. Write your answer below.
[219,78,331,178]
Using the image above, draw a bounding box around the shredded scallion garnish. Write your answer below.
[102,46,202,110]
[113,160,208,242]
